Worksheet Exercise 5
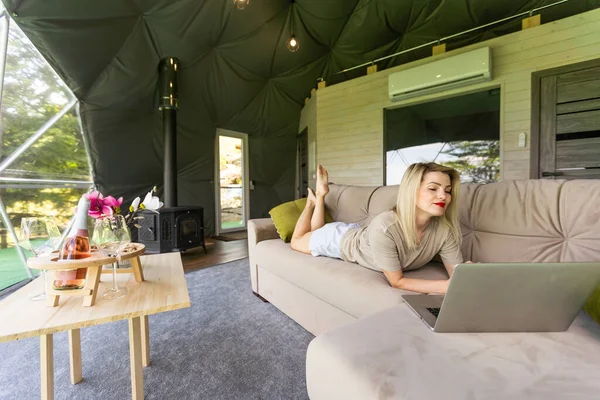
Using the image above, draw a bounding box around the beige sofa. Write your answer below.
[248,179,600,336]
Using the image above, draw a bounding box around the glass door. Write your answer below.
[215,129,249,234]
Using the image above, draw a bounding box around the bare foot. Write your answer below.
[307,187,316,205]
[316,164,329,196]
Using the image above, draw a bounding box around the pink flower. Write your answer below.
[85,191,114,219]
[104,195,123,214]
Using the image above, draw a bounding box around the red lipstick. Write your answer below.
[434,202,445,208]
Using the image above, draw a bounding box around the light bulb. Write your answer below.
[233,0,249,10]
[287,35,299,52]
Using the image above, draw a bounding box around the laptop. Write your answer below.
[402,262,600,333]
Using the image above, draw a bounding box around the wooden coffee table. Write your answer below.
[0,252,191,400]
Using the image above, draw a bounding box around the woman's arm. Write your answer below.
[386,261,474,294]
[443,260,473,278]
[443,262,457,278]
[439,229,472,278]
[383,270,449,294]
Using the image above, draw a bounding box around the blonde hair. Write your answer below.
[394,162,461,251]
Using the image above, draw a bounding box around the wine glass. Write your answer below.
[92,215,131,300]
[17,217,62,301]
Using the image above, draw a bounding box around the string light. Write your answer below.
[233,0,249,10]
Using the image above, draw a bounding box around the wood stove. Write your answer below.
[138,206,206,254]
[138,57,206,254]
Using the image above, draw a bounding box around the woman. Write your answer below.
[290,162,467,294]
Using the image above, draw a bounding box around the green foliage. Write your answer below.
[3,107,89,179]
[441,141,500,184]
[0,25,91,231]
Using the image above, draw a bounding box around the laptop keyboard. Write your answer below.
[426,307,441,318]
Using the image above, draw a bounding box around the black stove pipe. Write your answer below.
[158,57,180,208]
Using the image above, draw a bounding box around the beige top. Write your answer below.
[340,210,463,272]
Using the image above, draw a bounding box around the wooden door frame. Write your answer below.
[214,128,250,235]
[530,57,600,178]
[296,128,308,200]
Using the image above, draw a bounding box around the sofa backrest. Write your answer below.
[325,180,600,263]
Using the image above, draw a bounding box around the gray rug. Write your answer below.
[0,258,314,400]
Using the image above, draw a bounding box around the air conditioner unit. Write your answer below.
[388,47,492,102]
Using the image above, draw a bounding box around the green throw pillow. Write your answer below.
[584,284,600,326]
[269,198,334,243]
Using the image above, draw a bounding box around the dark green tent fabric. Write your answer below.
[2,0,595,234]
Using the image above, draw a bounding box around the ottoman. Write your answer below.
[306,305,600,400]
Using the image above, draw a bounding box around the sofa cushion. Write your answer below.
[461,180,565,263]
[562,182,600,326]
[560,180,600,262]
[584,285,600,326]
[254,239,448,318]
[306,305,600,400]
[325,185,397,227]
[269,198,333,242]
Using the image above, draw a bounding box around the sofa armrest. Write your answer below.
[248,218,280,245]
[248,218,280,292]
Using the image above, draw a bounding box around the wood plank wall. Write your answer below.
[300,8,600,185]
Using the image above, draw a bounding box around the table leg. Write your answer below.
[68,329,82,384]
[40,334,54,400]
[82,266,102,307]
[131,256,145,282]
[46,271,59,308]
[46,294,59,308]
[129,317,144,400]
[141,315,150,367]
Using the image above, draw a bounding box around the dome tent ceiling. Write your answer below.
[2,0,594,235]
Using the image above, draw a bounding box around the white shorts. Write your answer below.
[309,222,360,259]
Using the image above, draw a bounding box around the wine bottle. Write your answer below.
[54,195,91,290]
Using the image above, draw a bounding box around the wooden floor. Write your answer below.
[181,236,248,272]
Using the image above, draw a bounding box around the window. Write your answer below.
[385,89,500,185]
[387,140,500,184]
[0,10,93,293]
